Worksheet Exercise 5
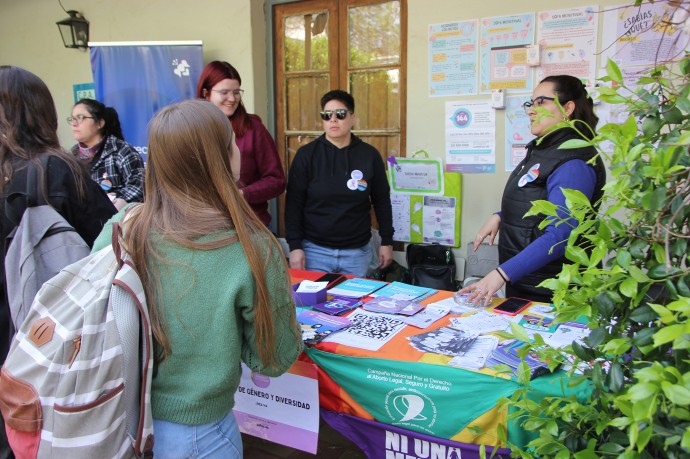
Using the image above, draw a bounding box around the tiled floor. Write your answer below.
[242,418,367,458]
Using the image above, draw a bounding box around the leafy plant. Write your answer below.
[488,52,690,459]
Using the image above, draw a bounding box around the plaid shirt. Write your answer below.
[74,136,145,203]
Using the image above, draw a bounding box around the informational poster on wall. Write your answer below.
[601,2,690,72]
[445,100,496,173]
[479,13,535,94]
[428,20,479,96]
[391,172,462,247]
[233,360,319,454]
[504,94,534,171]
[536,6,599,84]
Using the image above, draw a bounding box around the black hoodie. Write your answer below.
[285,134,394,251]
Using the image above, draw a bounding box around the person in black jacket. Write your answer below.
[285,90,394,277]
[0,66,116,369]
[460,75,606,305]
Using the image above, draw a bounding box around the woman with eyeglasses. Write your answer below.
[69,99,145,210]
[460,75,606,305]
[285,89,394,277]
[197,61,285,226]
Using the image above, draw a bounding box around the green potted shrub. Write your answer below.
[486,47,690,459]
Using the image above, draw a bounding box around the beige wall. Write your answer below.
[1,0,622,272]
[0,0,261,147]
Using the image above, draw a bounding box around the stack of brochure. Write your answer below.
[368,281,437,301]
[362,297,424,316]
[407,327,478,357]
[327,278,387,298]
[485,343,552,379]
[311,297,362,316]
[297,310,352,345]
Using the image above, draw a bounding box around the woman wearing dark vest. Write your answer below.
[460,75,606,305]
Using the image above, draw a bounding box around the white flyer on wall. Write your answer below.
[536,6,599,84]
[391,193,411,242]
[422,195,456,246]
[445,100,496,173]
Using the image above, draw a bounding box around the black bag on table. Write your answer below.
[405,243,458,291]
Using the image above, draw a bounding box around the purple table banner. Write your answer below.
[321,409,512,459]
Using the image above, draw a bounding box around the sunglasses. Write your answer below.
[320,109,350,121]
[522,96,557,112]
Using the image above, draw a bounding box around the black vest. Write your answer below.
[499,128,606,301]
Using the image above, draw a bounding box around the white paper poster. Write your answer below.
[536,6,599,84]
[391,193,412,242]
[233,360,319,453]
[479,13,536,94]
[422,196,457,245]
[445,100,496,173]
[601,2,690,69]
[429,20,479,96]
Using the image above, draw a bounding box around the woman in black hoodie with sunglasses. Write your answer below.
[285,90,394,277]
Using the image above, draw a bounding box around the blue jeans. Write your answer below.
[153,411,242,459]
[303,240,372,277]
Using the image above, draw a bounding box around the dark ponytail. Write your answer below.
[540,75,598,138]
[74,98,125,141]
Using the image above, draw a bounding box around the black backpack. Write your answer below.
[405,243,458,291]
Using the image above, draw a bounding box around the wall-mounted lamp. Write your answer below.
[56,10,89,49]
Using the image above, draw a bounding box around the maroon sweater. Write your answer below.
[235,115,286,225]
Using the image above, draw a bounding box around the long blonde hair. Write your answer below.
[125,99,294,368]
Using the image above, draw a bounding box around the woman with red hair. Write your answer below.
[197,61,285,227]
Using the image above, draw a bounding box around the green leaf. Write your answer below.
[662,383,690,405]
[641,116,663,138]
[628,382,659,401]
[636,426,653,451]
[509,322,531,344]
[642,186,668,212]
[616,250,632,268]
[627,265,650,282]
[566,246,589,265]
[609,416,631,428]
[586,327,607,347]
[620,277,638,298]
[653,324,685,346]
[629,305,658,323]
[608,362,624,392]
[606,58,624,85]
[559,138,592,149]
[648,264,681,280]
[662,106,684,124]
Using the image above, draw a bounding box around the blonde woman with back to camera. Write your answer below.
[91,99,302,458]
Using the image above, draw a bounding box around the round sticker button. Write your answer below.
[351,169,363,180]
[347,179,358,190]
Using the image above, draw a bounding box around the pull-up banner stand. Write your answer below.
[89,41,204,161]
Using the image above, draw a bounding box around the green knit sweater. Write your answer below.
[93,210,301,425]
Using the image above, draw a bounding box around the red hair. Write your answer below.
[196,61,253,138]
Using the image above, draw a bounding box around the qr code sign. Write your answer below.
[348,310,405,341]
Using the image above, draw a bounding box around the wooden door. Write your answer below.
[274,0,406,235]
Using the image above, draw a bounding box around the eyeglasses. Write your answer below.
[522,96,557,112]
[66,115,94,124]
[320,109,350,121]
[211,89,244,98]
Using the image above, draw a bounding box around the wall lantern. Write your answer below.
[56,10,89,49]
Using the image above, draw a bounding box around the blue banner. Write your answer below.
[90,42,203,161]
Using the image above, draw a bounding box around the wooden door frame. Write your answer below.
[265,0,406,236]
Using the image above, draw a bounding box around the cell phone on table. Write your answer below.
[315,272,347,289]
[492,297,532,316]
